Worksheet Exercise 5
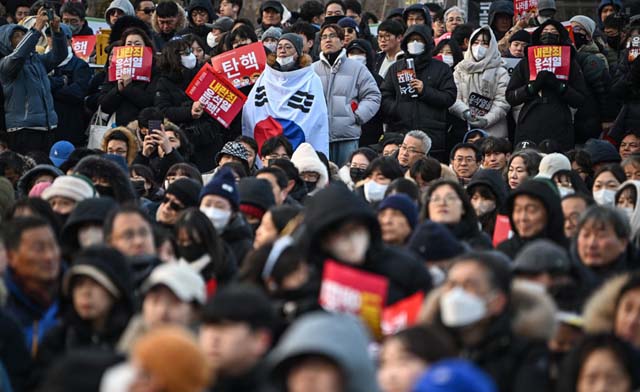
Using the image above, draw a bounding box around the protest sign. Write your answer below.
[71,35,96,62]
[469,92,493,118]
[319,260,388,338]
[514,0,537,18]
[629,35,640,62]
[211,42,266,88]
[528,45,571,81]
[108,46,153,82]
[382,292,425,336]
[186,63,247,128]
[493,214,512,247]
[502,57,522,76]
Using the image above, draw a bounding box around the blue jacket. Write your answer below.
[4,270,59,356]
[0,24,67,131]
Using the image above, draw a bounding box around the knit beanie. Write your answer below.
[0,177,15,218]
[279,33,303,56]
[408,220,466,262]
[166,178,202,208]
[378,194,419,229]
[570,15,595,37]
[238,178,276,220]
[29,181,52,198]
[338,16,360,33]
[42,175,96,202]
[132,326,211,392]
[509,29,531,43]
[199,167,240,210]
[262,26,283,41]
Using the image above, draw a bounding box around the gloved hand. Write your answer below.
[527,71,548,94]
[462,110,473,121]
[469,116,489,128]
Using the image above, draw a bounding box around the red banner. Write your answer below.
[629,36,640,62]
[210,42,266,88]
[71,35,96,62]
[319,260,388,339]
[528,45,571,81]
[185,63,247,128]
[108,46,153,82]
[493,214,512,247]
[382,292,425,336]
[514,0,537,17]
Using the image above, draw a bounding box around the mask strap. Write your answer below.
[262,235,294,280]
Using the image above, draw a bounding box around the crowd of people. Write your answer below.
[0,0,638,390]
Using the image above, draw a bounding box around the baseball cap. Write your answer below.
[142,263,206,305]
[50,141,75,168]
[536,153,571,179]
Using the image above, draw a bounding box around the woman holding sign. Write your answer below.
[506,20,587,151]
[449,26,511,138]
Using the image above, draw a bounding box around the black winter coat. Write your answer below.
[380,24,457,162]
[50,56,91,146]
[506,21,587,150]
[221,213,254,267]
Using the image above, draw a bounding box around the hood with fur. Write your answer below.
[419,280,557,341]
[583,273,630,334]
[101,127,139,165]
[151,3,187,34]
[290,143,329,191]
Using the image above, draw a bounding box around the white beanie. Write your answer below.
[291,143,329,190]
[42,175,96,202]
[536,153,571,179]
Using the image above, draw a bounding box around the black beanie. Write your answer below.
[509,29,531,44]
[167,178,202,208]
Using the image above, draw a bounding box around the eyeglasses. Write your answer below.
[399,144,424,154]
[344,27,356,34]
[429,194,460,204]
[446,16,464,23]
[454,156,476,163]
[141,7,155,14]
[377,33,394,41]
[162,196,184,211]
[192,9,208,17]
[321,33,338,41]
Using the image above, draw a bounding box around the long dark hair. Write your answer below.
[158,38,190,76]
[174,208,230,282]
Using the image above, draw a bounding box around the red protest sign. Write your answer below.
[382,292,425,336]
[108,46,153,82]
[629,36,640,62]
[71,35,96,62]
[514,0,537,17]
[493,214,512,247]
[319,260,389,339]
[211,42,266,88]
[528,45,571,81]
[185,63,247,128]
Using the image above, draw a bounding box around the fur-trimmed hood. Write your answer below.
[101,126,139,165]
[267,52,313,69]
[582,274,630,334]
[151,3,187,35]
[418,280,557,341]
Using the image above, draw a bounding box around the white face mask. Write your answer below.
[181,53,197,69]
[440,286,487,327]
[200,206,232,232]
[472,199,496,216]
[620,206,634,220]
[78,226,104,248]
[207,32,218,48]
[276,55,295,67]
[264,41,277,52]
[328,229,370,265]
[441,54,454,66]
[558,186,574,199]
[348,54,367,65]
[593,189,616,206]
[364,180,388,203]
[472,44,487,60]
[407,41,425,55]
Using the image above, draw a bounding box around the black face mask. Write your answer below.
[607,34,621,50]
[94,185,115,198]
[55,212,70,226]
[304,180,317,193]
[324,15,343,25]
[131,179,146,197]
[573,33,588,49]
[178,244,205,262]
[350,167,366,183]
[540,32,560,45]
[250,222,260,233]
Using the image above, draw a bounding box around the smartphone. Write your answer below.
[46,7,54,21]
[148,120,162,132]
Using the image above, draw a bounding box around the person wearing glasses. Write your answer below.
[403,4,431,28]
[374,19,405,78]
[313,24,381,167]
[104,0,135,27]
[449,26,511,138]
[134,0,155,25]
[155,178,202,227]
[397,130,431,171]
[60,2,93,36]
[443,6,465,33]
[450,142,482,186]
[178,0,216,42]
[337,16,359,45]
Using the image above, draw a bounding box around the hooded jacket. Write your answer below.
[506,20,587,150]
[0,24,68,131]
[304,183,432,305]
[177,0,216,39]
[312,49,381,142]
[582,273,629,334]
[380,24,457,160]
[151,3,187,45]
[616,180,640,247]
[497,179,567,259]
[450,26,511,138]
[104,0,135,24]
[290,142,329,195]
[16,164,63,199]
[221,213,254,267]
[467,169,510,235]
[101,127,139,165]
[597,0,622,28]
[418,281,554,392]
[266,312,380,392]
[488,0,514,40]
[74,156,136,204]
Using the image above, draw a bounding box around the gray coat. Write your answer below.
[313,49,381,142]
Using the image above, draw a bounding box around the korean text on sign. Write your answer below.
[211,42,266,88]
[108,46,153,82]
[71,35,96,62]
[514,0,538,17]
[528,45,571,81]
